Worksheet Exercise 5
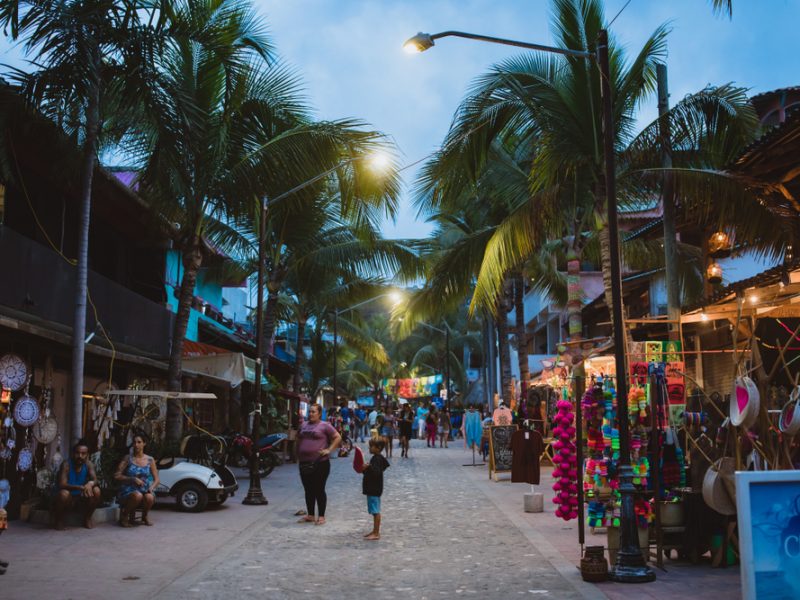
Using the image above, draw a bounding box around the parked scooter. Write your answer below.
[225,432,286,478]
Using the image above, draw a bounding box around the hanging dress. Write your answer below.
[464,410,483,448]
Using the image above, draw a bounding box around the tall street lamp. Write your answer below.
[415,321,451,412]
[405,29,655,583]
[243,196,270,505]
[243,152,392,506]
[332,291,403,405]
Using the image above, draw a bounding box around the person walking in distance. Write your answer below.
[360,439,389,541]
[438,408,451,448]
[297,404,342,525]
[426,408,438,448]
[398,404,413,458]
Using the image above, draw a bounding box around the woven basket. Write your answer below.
[580,546,608,582]
[702,457,737,515]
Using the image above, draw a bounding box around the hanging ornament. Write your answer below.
[0,478,9,508]
[551,398,579,521]
[13,393,40,427]
[33,394,58,444]
[50,435,64,471]
[17,446,33,472]
[708,231,733,259]
[0,354,28,391]
[706,262,723,284]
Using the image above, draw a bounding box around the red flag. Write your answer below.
[352,446,364,473]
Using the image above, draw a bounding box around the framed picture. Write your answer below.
[736,470,800,599]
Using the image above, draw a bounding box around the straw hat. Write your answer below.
[731,376,759,429]
[702,457,737,515]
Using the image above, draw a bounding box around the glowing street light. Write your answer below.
[404,27,654,584]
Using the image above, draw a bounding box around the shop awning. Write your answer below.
[182,341,268,388]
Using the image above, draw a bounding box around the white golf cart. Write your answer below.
[105,390,239,513]
[153,456,238,512]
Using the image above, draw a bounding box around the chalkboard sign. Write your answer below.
[488,425,516,479]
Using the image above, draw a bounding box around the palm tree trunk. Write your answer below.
[261,280,282,373]
[292,316,306,392]
[70,74,100,444]
[566,247,583,341]
[166,238,203,441]
[513,272,529,399]
[597,221,619,330]
[496,283,513,405]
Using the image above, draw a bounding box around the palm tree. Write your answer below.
[0,0,169,441]
[246,169,412,377]
[426,0,769,348]
[711,0,733,17]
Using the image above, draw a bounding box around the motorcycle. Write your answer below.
[225,432,286,478]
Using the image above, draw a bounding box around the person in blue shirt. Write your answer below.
[52,440,101,530]
[354,406,367,442]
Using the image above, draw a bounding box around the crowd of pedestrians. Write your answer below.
[322,400,489,456]
[294,400,496,540]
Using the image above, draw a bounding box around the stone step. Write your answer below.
[29,506,120,527]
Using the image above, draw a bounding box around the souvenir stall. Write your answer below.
[545,333,700,576]
[677,268,800,570]
[0,353,63,521]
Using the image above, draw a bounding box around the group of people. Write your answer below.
[51,433,160,530]
[325,401,462,458]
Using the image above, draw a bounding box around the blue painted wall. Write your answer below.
[164,249,229,342]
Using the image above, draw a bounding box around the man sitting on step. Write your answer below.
[52,440,101,530]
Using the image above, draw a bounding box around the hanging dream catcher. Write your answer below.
[50,434,64,470]
[33,390,58,444]
[13,393,40,427]
[0,354,28,391]
[17,446,33,472]
[0,478,9,509]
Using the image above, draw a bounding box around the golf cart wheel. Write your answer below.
[176,482,209,512]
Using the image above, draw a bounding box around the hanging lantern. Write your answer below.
[706,261,723,284]
[708,231,733,258]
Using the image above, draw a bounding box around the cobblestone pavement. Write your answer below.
[155,440,601,600]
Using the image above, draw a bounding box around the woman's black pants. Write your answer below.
[299,459,331,517]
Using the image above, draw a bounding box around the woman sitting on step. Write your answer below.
[114,433,160,527]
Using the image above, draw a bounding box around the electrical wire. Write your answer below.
[9,138,117,393]
[608,0,633,28]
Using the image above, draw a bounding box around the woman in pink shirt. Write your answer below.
[296,404,341,525]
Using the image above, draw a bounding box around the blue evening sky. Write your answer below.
[2,1,798,240]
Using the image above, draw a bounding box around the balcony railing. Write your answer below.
[1,225,173,356]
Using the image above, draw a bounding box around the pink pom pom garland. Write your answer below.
[552,398,578,521]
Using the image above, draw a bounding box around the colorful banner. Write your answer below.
[380,374,445,399]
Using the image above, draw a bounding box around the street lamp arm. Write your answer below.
[269,157,357,207]
[416,31,593,59]
[417,321,445,335]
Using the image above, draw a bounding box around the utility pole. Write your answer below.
[445,326,451,411]
[658,63,681,341]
